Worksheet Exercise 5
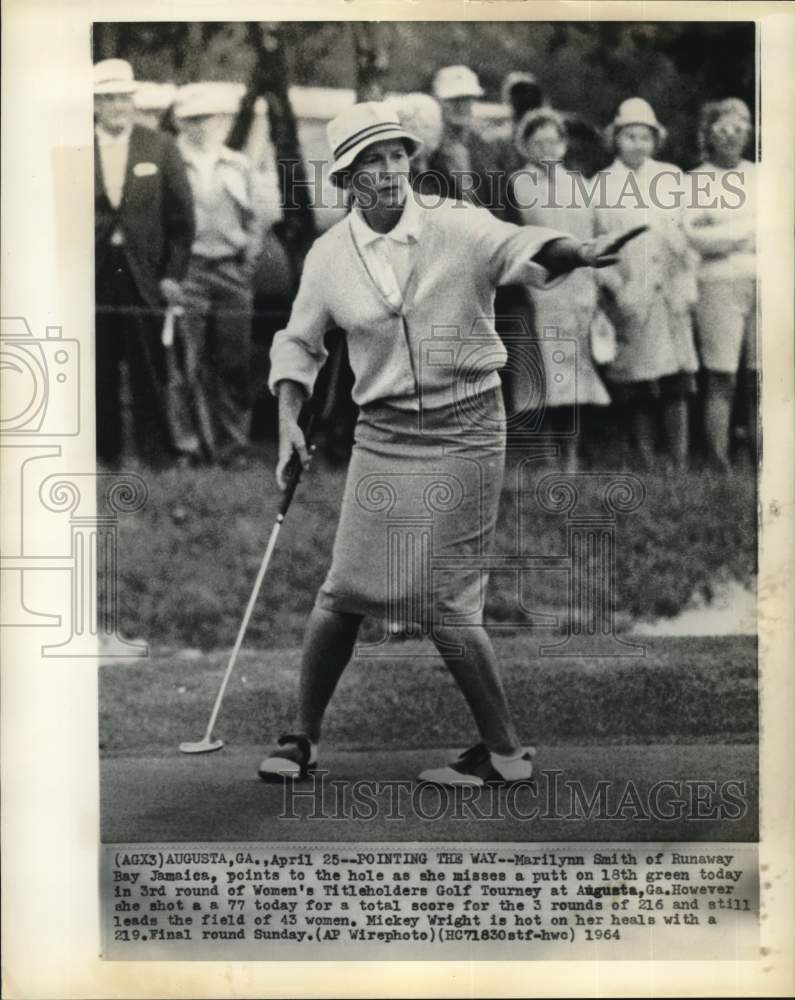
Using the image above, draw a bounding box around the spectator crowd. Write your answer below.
[94,56,758,474]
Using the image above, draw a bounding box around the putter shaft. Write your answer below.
[180,421,313,755]
[197,518,284,746]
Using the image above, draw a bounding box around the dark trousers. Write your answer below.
[495,285,545,439]
[181,255,253,459]
[95,247,172,465]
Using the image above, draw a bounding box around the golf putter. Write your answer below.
[179,414,315,754]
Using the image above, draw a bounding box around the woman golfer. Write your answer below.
[259,101,642,787]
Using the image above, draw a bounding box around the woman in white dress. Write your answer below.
[595,99,699,470]
[511,108,611,472]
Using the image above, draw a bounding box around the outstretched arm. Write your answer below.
[473,200,647,287]
[534,225,649,277]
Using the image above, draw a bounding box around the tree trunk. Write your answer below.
[352,22,389,101]
[92,23,121,61]
[168,23,207,84]
[228,22,317,277]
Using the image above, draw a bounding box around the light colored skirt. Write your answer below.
[696,276,758,373]
[316,387,506,626]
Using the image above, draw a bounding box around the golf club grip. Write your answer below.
[278,452,304,516]
[278,411,316,518]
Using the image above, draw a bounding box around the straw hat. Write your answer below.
[93,59,137,95]
[327,101,424,187]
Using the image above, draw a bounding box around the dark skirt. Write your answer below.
[316,387,506,626]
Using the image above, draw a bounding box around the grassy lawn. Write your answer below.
[112,450,757,651]
[99,634,757,752]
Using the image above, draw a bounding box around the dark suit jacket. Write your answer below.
[95,124,195,308]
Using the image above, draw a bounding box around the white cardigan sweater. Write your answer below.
[269,197,563,411]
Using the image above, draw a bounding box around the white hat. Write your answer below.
[432,65,484,101]
[327,101,424,187]
[133,81,178,112]
[608,97,667,145]
[93,58,137,95]
[173,81,245,119]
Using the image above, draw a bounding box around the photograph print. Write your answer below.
[94,19,759,846]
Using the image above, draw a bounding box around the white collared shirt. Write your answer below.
[177,137,222,201]
[349,188,422,310]
[177,137,257,258]
[96,123,133,208]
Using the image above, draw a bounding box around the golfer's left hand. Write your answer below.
[579,225,649,268]
[276,422,311,492]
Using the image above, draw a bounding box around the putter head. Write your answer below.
[179,737,224,755]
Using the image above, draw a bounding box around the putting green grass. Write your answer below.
[99,634,757,752]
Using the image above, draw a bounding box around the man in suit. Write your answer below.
[94,58,195,465]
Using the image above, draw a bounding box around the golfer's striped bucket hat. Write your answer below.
[327,101,424,187]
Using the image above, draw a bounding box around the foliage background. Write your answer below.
[93,21,755,168]
[113,459,757,651]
